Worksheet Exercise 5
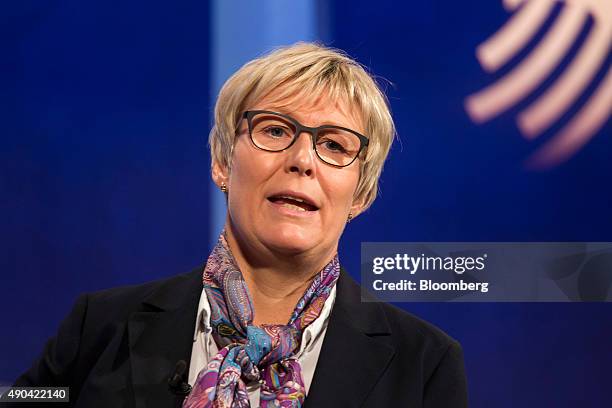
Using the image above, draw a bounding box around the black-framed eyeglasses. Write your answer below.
[241,110,369,168]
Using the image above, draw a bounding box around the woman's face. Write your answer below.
[213,89,366,261]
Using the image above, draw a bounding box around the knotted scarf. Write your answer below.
[183,233,340,408]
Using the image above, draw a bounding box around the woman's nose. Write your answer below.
[286,131,316,177]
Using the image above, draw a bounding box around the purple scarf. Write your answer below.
[183,233,339,408]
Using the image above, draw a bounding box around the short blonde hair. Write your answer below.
[209,42,395,211]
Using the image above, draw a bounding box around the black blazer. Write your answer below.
[12,266,468,407]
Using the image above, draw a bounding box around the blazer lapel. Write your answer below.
[306,269,395,408]
[128,269,203,408]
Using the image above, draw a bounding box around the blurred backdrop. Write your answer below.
[1,1,611,406]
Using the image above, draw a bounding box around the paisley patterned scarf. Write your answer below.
[183,232,340,408]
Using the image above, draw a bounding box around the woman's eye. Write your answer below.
[264,126,288,138]
[321,140,347,153]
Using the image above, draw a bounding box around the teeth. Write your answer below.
[279,195,306,204]
[281,203,306,212]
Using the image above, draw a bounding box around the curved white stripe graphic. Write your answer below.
[518,21,612,137]
[526,66,612,168]
[503,0,529,10]
[477,0,555,72]
[466,5,587,124]
[465,0,611,169]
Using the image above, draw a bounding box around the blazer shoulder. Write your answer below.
[84,264,204,321]
[378,301,460,352]
[13,265,205,390]
[376,302,466,394]
[337,267,459,352]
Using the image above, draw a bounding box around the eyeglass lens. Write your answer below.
[249,112,362,167]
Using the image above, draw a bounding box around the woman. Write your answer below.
[13,43,468,407]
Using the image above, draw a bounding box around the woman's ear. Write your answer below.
[212,160,229,189]
[349,197,366,220]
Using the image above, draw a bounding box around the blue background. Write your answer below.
[1,1,611,407]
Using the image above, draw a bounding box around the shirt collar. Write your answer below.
[192,283,338,351]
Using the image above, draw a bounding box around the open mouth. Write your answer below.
[267,195,319,212]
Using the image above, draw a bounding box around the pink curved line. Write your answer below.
[518,22,612,138]
[525,66,612,169]
[477,0,555,72]
[465,5,588,124]
[565,0,612,24]
[503,0,527,11]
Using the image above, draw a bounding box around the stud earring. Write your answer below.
[220,182,227,193]
[347,212,353,223]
